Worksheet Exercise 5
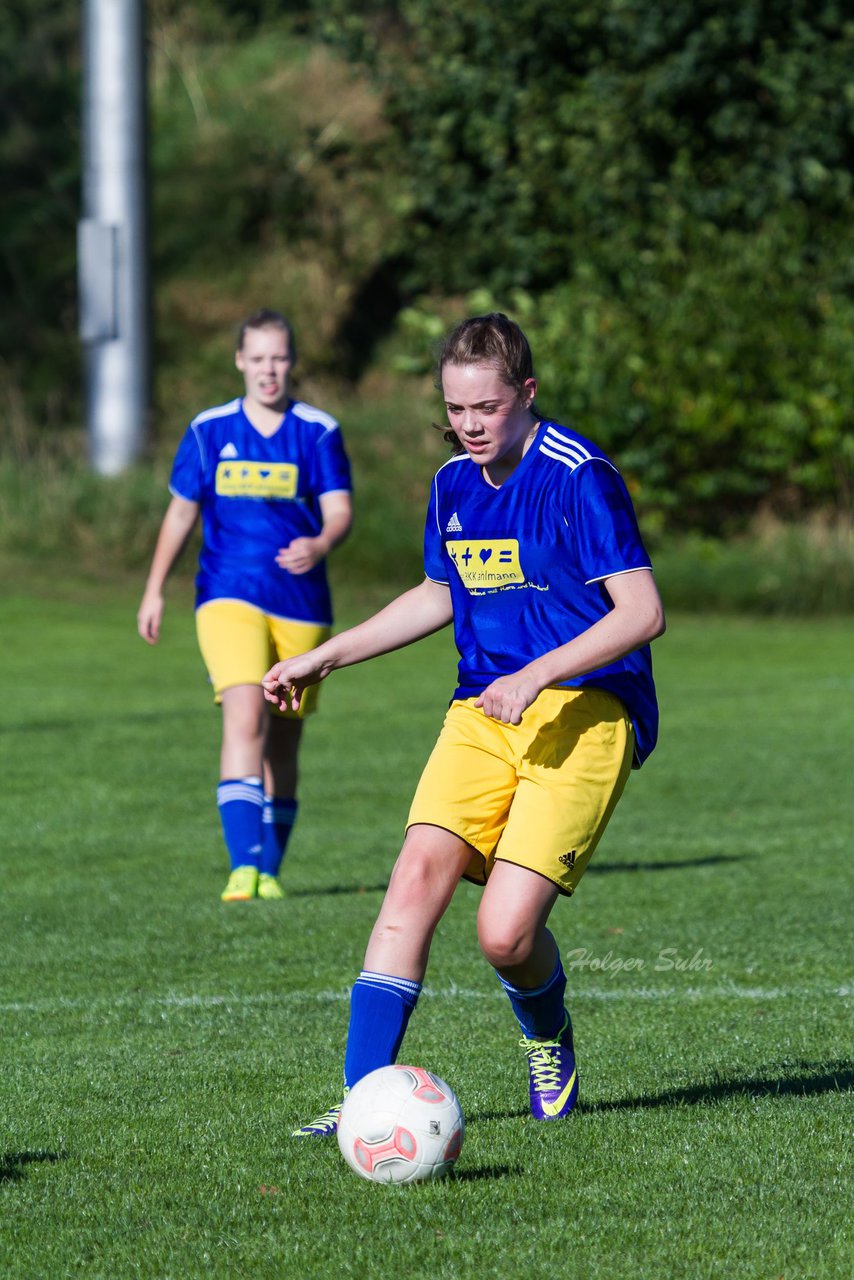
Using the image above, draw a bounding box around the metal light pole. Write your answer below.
[78,0,150,475]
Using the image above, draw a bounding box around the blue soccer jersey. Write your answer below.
[424,420,659,765]
[169,397,352,624]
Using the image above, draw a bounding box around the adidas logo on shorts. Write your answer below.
[559,849,577,869]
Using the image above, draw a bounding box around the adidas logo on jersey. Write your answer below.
[446,511,462,532]
[219,442,239,459]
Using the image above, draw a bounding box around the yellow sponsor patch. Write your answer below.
[446,539,524,590]
[216,460,299,498]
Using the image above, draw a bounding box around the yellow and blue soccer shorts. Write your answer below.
[406,687,634,895]
[195,598,330,718]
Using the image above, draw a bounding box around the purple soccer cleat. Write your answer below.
[520,1009,579,1120]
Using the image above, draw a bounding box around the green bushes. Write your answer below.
[2,0,852,571]
[652,518,854,615]
[493,222,852,536]
[0,447,176,571]
[315,0,854,532]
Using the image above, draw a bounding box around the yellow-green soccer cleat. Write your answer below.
[257,873,285,901]
[220,866,259,901]
[291,1092,348,1138]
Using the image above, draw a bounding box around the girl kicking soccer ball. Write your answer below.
[263,312,665,1133]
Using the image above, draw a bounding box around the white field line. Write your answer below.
[0,982,850,1016]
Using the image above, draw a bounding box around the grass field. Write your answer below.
[1,575,851,1279]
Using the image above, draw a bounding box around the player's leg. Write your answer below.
[196,600,273,900]
[294,700,514,1137]
[477,862,577,1120]
[257,714,302,899]
[480,687,635,1119]
[362,823,473,979]
[293,824,471,1137]
[217,683,268,900]
[260,616,329,899]
[338,702,510,1096]
[345,824,471,1081]
[477,859,561,994]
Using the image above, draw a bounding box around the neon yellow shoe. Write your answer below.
[257,873,285,901]
[220,866,259,901]
[291,1092,348,1138]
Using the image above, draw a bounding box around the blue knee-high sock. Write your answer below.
[344,971,422,1089]
[496,956,567,1040]
[260,796,297,876]
[216,776,263,871]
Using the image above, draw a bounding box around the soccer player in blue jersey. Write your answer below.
[138,310,353,902]
[263,313,664,1130]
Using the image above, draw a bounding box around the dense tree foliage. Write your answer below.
[312,0,854,529]
[315,1,851,287]
[0,0,81,430]
[1,0,851,532]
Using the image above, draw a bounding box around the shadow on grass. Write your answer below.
[451,1163,523,1182]
[583,1061,854,1113]
[589,854,751,874]
[288,855,752,898]
[0,1150,66,1183]
[466,1108,530,1123]
[467,1063,852,1123]
[288,883,389,898]
[286,854,752,899]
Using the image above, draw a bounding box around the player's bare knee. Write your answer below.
[391,835,459,900]
[385,855,441,912]
[476,918,534,970]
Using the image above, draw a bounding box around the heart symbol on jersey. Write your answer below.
[479,549,492,564]
[259,469,271,478]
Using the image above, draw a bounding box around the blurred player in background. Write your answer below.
[138,309,353,902]
[264,312,665,1132]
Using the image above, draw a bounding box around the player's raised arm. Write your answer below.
[262,577,453,710]
[137,495,200,644]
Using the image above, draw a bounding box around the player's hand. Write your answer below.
[262,671,303,713]
[262,653,325,711]
[474,671,542,725]
[137,591,165,645]
[275,537,323,575]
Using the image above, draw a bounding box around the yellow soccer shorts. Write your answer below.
[195,598,330,718]
[407,687,635,895]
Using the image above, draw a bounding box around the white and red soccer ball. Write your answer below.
[337,1065,465,1183]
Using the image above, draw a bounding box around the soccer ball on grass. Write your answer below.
[337,1064,465,1184]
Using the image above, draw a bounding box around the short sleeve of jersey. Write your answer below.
[423,476,447,582]
[570,460,651,584]
[169,425,205,502]
[313,425,353,495]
